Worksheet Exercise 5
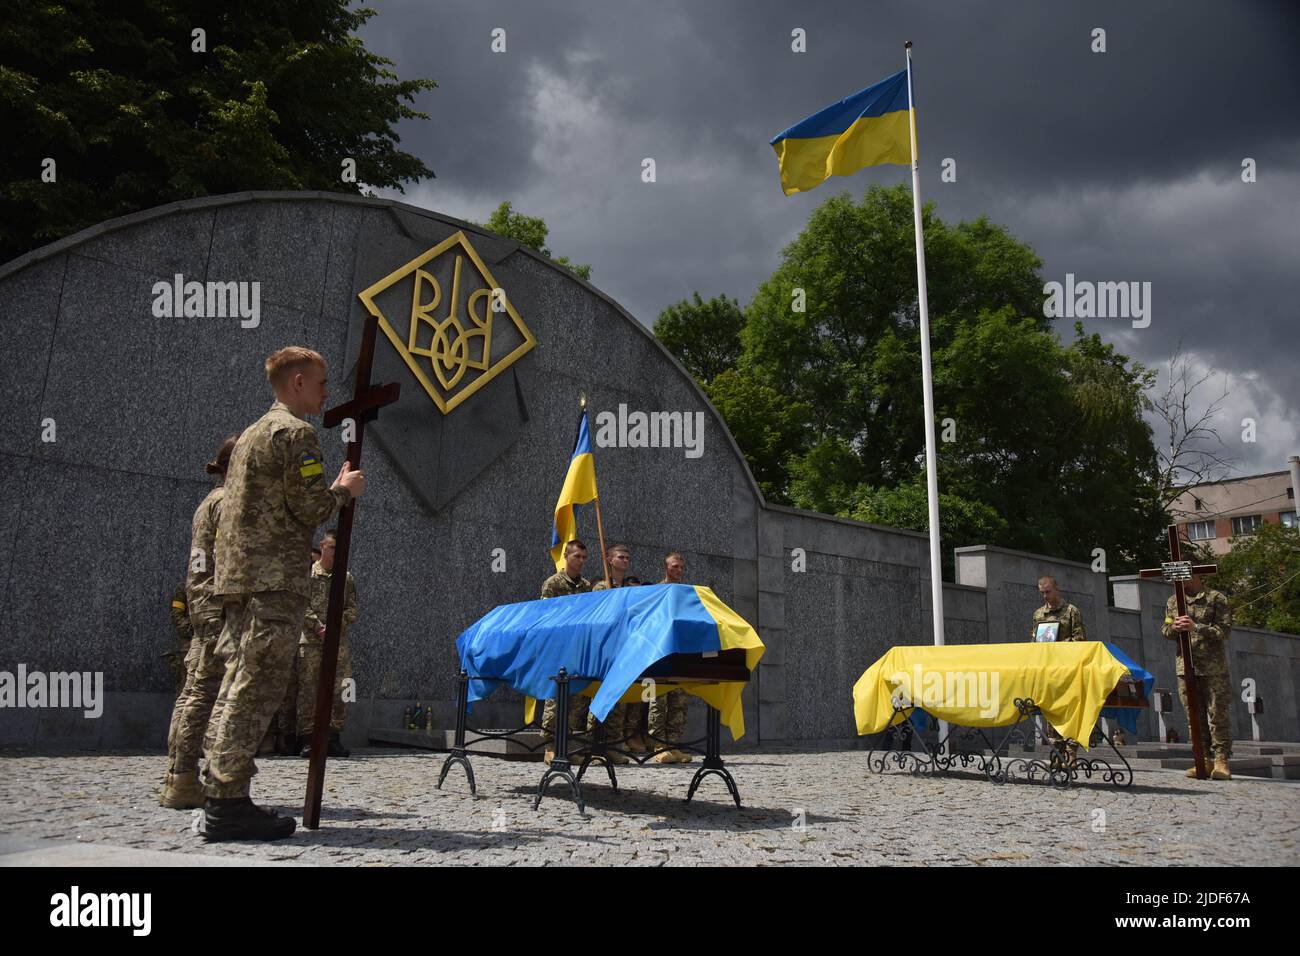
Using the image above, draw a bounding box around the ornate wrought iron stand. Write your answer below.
[987,699,1134,788]
[867,698,1133,788]
[436,669,744,812]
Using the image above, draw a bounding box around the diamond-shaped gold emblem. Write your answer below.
[357,231,536,414]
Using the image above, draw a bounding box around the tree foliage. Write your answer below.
[1211,523,1300,635]
[481,200,591,281]
[1,0,436,261]
[654,183,1170,573]
[652,292,744,384]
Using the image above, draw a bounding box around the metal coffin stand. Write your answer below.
[437,651,750,812]
[867,684,1143,789]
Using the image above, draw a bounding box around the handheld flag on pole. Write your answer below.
[549,402,601,572]
[769,67,913,195]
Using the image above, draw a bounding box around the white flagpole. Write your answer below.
[904,41,946,651]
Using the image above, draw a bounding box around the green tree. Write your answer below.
[480,200,591,281]
[0,1,436,262]
[844,480,1009,581]
[1211,523,1300,634]
[741,183,1048,497]
[652,292,745,383]
[704,368,809,501]
[654,183,1168,574]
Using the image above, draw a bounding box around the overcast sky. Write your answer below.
[360,0,1299,482]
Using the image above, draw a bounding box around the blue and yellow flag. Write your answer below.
[770,67,913,196]
[455,583,765,739]
[549,408,599,570]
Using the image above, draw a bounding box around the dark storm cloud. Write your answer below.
[360,0,1299,476]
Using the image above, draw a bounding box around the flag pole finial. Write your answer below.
[904,40,912,50]
[579,391,587,408]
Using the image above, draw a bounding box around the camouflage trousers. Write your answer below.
[164,638,191,699]
[624,700,649,743]
[165,617,226,775]
[649,688,689,743]
[269,652,301,743]
[1178,669,1233,760]
[589,703,628,746]
[203,591,308,799]
[541,696,635,749]
[295,636,352,735]
[540,696,590,744]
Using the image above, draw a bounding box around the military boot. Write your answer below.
[201,797,296,842]
[1211,756,1232,780]
[327,732,350,758]
[159,771,205,810]
[275,733,298,756]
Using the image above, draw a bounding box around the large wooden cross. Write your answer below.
[303,314,400,829]
[1138,525,1218,780]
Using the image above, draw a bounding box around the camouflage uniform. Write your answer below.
[1030,601,1086,642]
[203,402,349,799]
[296,562,357,736]
[166,485,226,776]
[1030,599,1087,749]
[539,571,592,741]
[588,577,639,746]
[648,579,689,746]
[166,583,194,697]
[1162,588,1233,760]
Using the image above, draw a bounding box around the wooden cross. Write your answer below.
[1138,525,1218,780]
[303,313,401,829]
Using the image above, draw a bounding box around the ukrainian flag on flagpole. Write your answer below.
[549,408,599,570]
[769,67,913,196]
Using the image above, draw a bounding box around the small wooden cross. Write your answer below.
[1138,525,1218,780]
[303,314,401,829]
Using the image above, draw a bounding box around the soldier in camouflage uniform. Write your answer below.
[160,437,235,809]
[165,583,193,697]
[265,544,320,756]
[1030,575,1087,762]
[1162,573,1234,780]
[649,551,693,764]
[589,543,635,763]
[540,540,593,764]
[296,529,358,758]
[200,347,365,841]
[1030,575,1086,642]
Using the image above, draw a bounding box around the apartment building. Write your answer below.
[1170,470,1298,556]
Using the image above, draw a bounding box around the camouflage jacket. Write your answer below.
[591,575,635,591]
[214,402,349,598]
[169,582,193,645]
[301,562,358,644]
[540,572,591,598]
[1162,588,1231,676]
[1031,602,1086,642]
[185,483,225,620]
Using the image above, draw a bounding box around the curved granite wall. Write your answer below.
[0,193,765,745]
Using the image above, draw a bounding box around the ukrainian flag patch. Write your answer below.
[300,452,323,487]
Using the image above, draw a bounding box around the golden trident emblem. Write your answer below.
[358,231,536,414]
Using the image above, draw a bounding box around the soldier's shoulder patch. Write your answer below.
[299,451,324,487]
[172,600,186,610]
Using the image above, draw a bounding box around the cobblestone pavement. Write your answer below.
[1,748,1296,866]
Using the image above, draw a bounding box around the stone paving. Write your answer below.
[1,747,1297,866]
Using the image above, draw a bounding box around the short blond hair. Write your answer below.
[265,346,325,387]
